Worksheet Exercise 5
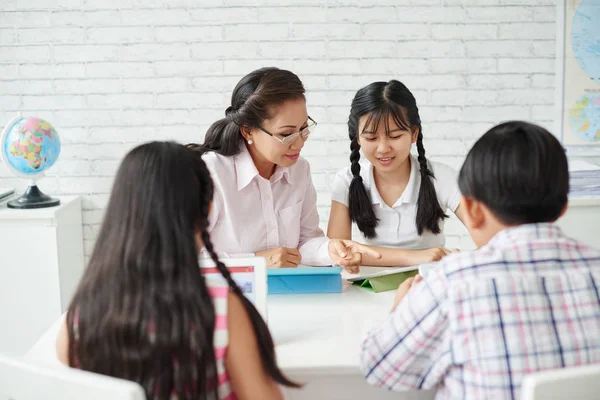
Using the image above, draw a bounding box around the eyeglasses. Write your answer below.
[257,116,317,145]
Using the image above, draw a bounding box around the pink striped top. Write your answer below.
[206,278,237,400]
[71,279,236,400]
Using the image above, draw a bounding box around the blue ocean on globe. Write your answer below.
[2,117,61,176]
[572,0,600,82]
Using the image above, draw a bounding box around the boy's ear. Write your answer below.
[462,196,485,230]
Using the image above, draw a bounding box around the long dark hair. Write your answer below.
[459,121,568,224]
[66,142,298,400]
[200,67,305,155]
[348,80,447,238]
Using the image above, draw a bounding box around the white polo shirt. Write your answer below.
[331,155,461,250]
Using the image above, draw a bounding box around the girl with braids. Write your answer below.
[327,80,467,267]
[56,141,294,400]
[194,67,379,270]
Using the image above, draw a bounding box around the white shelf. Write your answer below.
[0,196,84,357]
[0,195,80,222]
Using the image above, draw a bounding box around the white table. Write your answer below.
[25,268,434,400]
[271,275,434,400]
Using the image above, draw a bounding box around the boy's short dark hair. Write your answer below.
[458,121,569,225]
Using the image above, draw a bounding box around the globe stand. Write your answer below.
[8,183,60,209]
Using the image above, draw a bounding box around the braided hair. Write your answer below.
[347,80,447,237]
[193,151,298,387]
[67,142,298,400]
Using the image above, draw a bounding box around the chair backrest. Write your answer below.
[0,354,146,400]
[521,364,600,400]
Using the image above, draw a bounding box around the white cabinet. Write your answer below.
[0,196,84,356]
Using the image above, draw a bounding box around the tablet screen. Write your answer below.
[199,256,268,320]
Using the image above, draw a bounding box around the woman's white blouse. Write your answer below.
[203,144,331,266]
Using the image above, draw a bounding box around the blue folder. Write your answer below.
[267,267,343,294]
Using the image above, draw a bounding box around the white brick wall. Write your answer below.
[0,0,567,257]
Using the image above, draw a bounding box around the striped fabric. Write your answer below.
[205,278,237,400]
[360,223,600,400]
[71,279,237,400]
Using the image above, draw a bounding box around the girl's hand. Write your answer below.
[410,247,453,265]
[328,239,381,274]
[255,247,301,268]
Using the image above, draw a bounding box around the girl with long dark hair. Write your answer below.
[328,80,466,267]
[56,142,295,399]
[194,67,379,271]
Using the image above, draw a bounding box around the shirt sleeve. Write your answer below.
[432,162,461,212]
[359,268,451,391]
[331,167,352,207]
[297,163,331,266]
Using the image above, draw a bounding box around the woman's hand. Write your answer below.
[328,239,382,274]
[255,247,301,268]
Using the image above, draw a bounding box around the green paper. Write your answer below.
[352,270,418,293]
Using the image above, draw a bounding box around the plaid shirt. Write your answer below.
[360,223,600,400]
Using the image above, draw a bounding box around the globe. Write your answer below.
[0,116,61,209]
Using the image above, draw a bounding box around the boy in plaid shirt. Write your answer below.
[360,121,600,400]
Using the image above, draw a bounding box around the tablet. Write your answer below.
[199,256,268,320]
[267,266,343,294]
[267,266,342,276]
[345,265,419,282]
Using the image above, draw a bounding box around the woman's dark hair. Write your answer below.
[201,67,305,156]
[458,121,569,225]
[66,141,298,400]
[348,80,447,238]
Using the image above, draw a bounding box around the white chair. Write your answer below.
[0,354,146,400]
[521,364,600,400]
